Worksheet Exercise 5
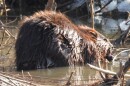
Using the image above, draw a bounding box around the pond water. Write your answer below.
[0,15,130,85]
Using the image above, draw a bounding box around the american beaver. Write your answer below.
[15,11,113,70]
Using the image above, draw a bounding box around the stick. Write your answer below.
[2,0,7,22]
[104,58,130,85]
[6,42,13,55]
[45,0,57,11]
[95,0,113,13]
[21,70,25,79]
[114,26,130,45]
[0,72,39,85]
[0,78,14,86]
[27,72,32,80]
[66,72,74,85]
[90,0,94,29]
[0,29,6,47]
[87,63,130,77]
[113,49,130,62]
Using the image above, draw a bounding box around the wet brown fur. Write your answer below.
[16,10,113,70]
[23,10,97,42]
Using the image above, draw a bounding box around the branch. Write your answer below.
[66,72,74,85]
[0,72,40,86]
[45,0,57,11]
[90,0,94,29]
[114,26,130,45]
[95,0,113,14]
[87,63,130,77]
[113,49,130,62]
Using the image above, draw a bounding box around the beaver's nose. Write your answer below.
[105,55,113,62]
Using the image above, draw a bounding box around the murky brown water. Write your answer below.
[0,16,130,85]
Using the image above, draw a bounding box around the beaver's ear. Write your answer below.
[89,30,98,38]
[91,31,97,37]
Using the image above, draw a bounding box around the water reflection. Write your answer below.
[27,65,98,85]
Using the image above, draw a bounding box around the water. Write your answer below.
[0,16,130,85]
[20,66,102,85]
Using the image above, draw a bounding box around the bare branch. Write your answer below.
[87,63,130,77]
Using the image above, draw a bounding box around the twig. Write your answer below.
[97,59,105,81]
[0,78,14,86]
[57,1,73,9]
[19,0,22,20]
[120,74,125,86]
[3,18,17,25]
[0,72,39,85]
[113,49,130,62]
[0,25,18,29]
[0,20,16,38]
[6,42,14,55]
[7,78,17,86]
[65,72,74,85]
[2,0,7,22]
[106,58,130,85]
[27,72,32,80]
[114,26,130,45]
[116,62,124,85]
[95,0,113,13]
[21,70,25,79]
[0,27,6,46]
[4,36,11,45]
[125,19,130,25]
[90,0,94,29]
[45,0,57,11]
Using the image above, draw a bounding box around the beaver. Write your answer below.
[15,11,113,70]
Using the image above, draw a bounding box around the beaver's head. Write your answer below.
[78,25,113,62]
[96,33,113,62]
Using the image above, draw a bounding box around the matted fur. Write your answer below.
[22,11,96,42]
[15,11,113,70]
